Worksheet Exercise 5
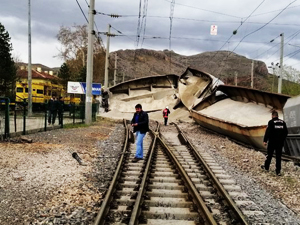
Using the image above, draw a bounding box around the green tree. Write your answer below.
[0,23,17,99]
[58,62,71,87]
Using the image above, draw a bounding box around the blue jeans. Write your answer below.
[135,131,145,159]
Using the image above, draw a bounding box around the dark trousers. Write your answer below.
[48,110,57,125]
[58,110,63,125]
[164,117,168,126]
[264,144,283,173]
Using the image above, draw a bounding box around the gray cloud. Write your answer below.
[0,0,299,69]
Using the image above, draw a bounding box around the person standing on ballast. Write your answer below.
[261,111,288,176]
[131,104,149,162]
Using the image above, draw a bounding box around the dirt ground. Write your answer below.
[0,120,121,225]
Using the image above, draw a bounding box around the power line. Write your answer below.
[215,0,298,78]
[97,11,300,27]
[230,0,298,54]
[75,0,88,23]
[81,0,104,49]
[251,3,300,17]
[163,0,240,19]
[201,0,265,71]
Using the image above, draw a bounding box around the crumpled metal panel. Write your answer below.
[178,67,220,110]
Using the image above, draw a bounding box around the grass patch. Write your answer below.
[285,176,297,185]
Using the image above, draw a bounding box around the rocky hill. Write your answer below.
[110,49,269,88]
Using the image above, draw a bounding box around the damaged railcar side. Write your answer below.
[191,85,290,150]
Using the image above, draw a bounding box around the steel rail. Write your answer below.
[157,135,218,225]
[94,119,129,225]
[175,124,249,225]
[129,123,159,225]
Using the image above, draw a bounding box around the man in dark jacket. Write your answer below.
[261,111,288,176]
[48,95,57,126]
[57,97,64,125]
[131,104,149,162]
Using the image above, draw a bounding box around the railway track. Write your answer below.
[94,121,266,224]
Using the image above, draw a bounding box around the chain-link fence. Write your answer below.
[0,98,99,139]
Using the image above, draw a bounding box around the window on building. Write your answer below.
[25,88,28,93]
[37,89,43,94]
[16,87,23,93]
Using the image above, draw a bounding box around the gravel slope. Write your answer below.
[178,122,300,224]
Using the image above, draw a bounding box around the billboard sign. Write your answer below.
[67,82,101,95]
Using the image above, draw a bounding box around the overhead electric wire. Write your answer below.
[75,0,89,23]
[251,4,300,17]
[163,0,240,19]
[229,0,298,54]
[81,0,104,49]
[201,0,265,70]
[215,0,298,80]
[97,11,300,27]
[261,29,300,63]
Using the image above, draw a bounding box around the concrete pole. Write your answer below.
[278,33,284,94]
[251,60,254,88]
[272,66,275,93]
[114,53,117,86]
[85,0,95,125]
[234,72,238,86]
[104,24,111,88]
[28,0,32,116]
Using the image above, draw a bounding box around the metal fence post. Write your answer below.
[72,103,75,124]
[23,99,26,135]
[44,103,47,131]
[4,98,10,139]
[14,105,17,133]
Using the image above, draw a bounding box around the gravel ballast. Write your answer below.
[178,122,300,224]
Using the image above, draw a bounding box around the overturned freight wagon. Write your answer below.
[109,74,179,113]
[191,85,290,149]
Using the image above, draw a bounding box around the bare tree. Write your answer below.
[56,24,105,84]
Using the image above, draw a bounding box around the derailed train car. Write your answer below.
[283,95,300,157]
[177,67,290,150]
[191,85,289,149]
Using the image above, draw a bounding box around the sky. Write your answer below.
[1,0,300,72]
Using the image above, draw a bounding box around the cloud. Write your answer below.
[0,0,299,71]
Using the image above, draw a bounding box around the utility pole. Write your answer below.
[251,60,254,88]
[278,33,284,94]
[104,24,111,88]
[268,63,276,93]
[234,71,238,86]
[85,0,95,125]
[28,0,32,116]
[114,53,117,86]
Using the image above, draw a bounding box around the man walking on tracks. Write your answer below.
[261,111,288,176]
[163,106,170,126]
[131,104,149,162]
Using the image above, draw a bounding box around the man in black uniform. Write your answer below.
[48,95,57,126]
[261,111,288,176]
